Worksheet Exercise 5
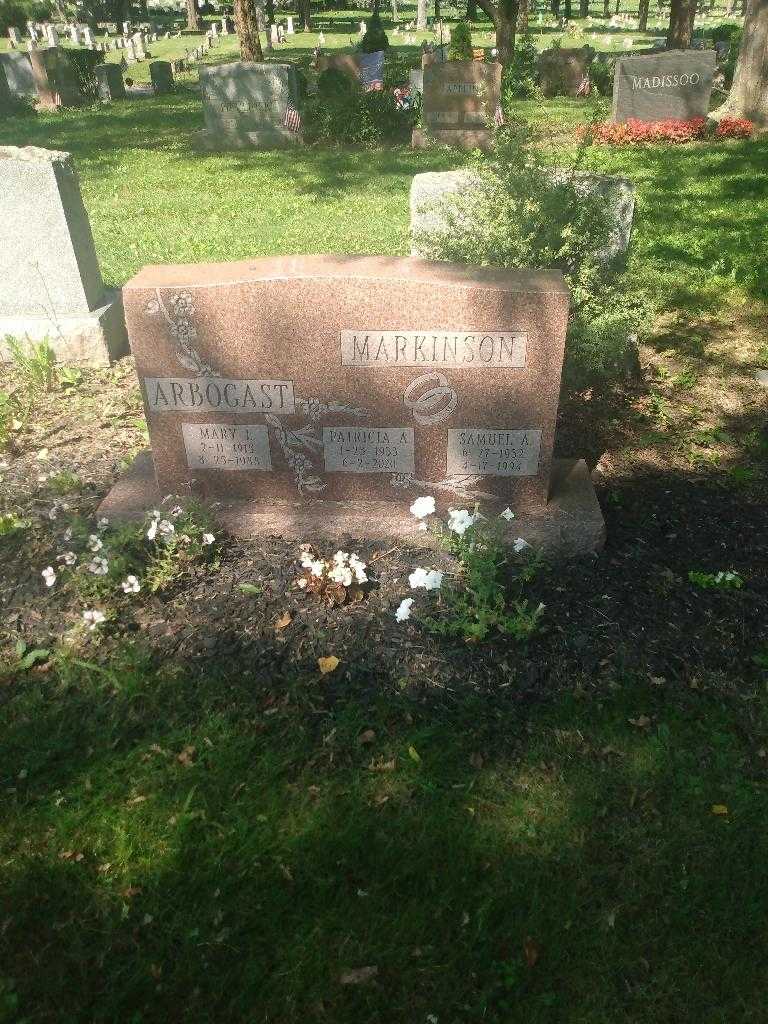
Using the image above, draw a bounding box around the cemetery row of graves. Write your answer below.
[1,1,767,1020]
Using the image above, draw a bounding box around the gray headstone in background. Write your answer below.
[0,51,35,96]
[196,62,304,149]
[409,68,423,94]
[0,146,127,365]
[0,62,15,112]
[95,62,126,100]
[611,49,716,122]
[149,59,174,94]
[410,168,635,267]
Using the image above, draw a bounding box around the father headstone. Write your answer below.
[0,146,127,365]
[412,60,502,151]
[195,62,303,150]
[611,49,716,122]
[149,59,174,94]
[95,62,126,100]
[29,47,85,108]
[98,255,604,555]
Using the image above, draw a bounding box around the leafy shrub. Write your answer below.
[707,21,742,44]
[304,74,417,144]
[0,0,51,33]
[448,20,473,61]
[501,33,539,100]
[588,116,753,144]
[317,66,355,100]
[411,120,651,384]
[588,55,615,97]
[360,12,389,53]
[723,28,742,87]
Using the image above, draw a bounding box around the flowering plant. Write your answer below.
[586,116,754,145]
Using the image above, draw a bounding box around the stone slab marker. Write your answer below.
[612,49,716,122]
[0,52,35,96]
[195,62,303,150]
[29,47,85,108]
[0,63,14,113]
[95,62,126,100]
[149,59,174,94]
[0,147,128,366]
[412,60,501,151]
[99,255,604,555]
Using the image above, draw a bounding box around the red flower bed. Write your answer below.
[585,116,754,145]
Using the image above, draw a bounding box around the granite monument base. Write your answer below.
[193,127,302,150]
[97,455,605,558]
[411,126,493,151]
[0,290,128,366]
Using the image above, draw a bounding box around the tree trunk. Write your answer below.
[518,0,529,32]
[714,0,768,125]
[417,0,428,30]
[579,0,589,18]
[186,0,201,30]
[467,0,477,18]
[667,0,696,48]
[603,0,609,17]
[299,0,312,30]
[638,0,649,29]
[264,0,274,49]
[550,0,561,15]
[392,0,398,20]
[564,0,572,17]
[435,0,441,22]
[234,0,264,58]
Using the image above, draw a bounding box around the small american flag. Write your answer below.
[284,105,302,132]
[494,105,505,127]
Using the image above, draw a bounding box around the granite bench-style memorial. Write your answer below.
[611,49,716,123]
[99,255,605,555]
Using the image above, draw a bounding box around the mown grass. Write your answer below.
[2,644,768,1023]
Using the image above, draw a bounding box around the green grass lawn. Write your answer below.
[1,16,768,1022]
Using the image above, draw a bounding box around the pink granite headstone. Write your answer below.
[103,255,605,553]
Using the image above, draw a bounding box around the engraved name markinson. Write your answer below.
[340,331,527,368]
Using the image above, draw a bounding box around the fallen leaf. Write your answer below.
[407,745,421,764]
[711,804,729,816]
[339,966,378,986]
[523,936,540,968]
[318,655,340,675]
[358,729,376,745]
[239,583,264,596]
[275,611,292,630]
[628,715,652,729]
[369,757,396,772]
[127,795,148,806]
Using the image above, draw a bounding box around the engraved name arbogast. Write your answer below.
[340,331,527,368]
[144,377,295,414]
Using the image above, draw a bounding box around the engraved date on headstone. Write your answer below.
[447,428,542,477]
[323,427,415,474]
[183,423,272,471]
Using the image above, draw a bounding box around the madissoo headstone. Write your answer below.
[412,59,502,151]
[99,255,605,554]
[195,62,303,150]
[611,49,716,122]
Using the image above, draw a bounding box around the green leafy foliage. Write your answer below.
[688,570,744,590]
[3,336,57,394]
[304,73,417,145]
[360,12,389,54]
[501,33,539,100]
[447,20,473,61]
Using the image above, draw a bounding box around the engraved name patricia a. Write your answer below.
[144,377,295,414]
[340,331,527,368]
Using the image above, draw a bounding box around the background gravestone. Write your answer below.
[29,47,85,108]
[0,51,35,98]
[195,62,303,150]
[98,255,604,555]
[0,146,128,365]
[410,168,636,267]
[149,59,174,94]
[412,60,501,151]
[0,63,15,113]
[95,62,126,100]
[612,50,716,122]
[537,46,594,96]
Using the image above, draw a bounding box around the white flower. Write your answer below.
[447,509,476,536]
[395,597,414,622]
[88,556,109,576]
[202,532,215,546]
[157,520,174,537]
[87,534,103,552]
[169,505,183,518]
[499,507,515,521]
[410,496,435,519]
[328,563,353,587]
[121,575,141,594]
[48,506,59,521]
[82,609,105,630]
[36,448,49,462]
[41,566,56,587]
[348,553,368,584]
[63,527,73,542]
[512,537,530,553]
[417,522,428,532]
[297,577,308,589]
[300,552,326,577]
[146,520,158,541]
[409,567,443,591]
[97,517,109,531]
[58,551,77,566]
